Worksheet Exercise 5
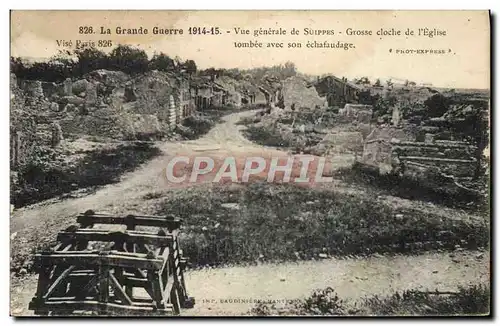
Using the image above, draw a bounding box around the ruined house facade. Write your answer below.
[259,81,284,109]
[191,75,263,110]
[191,76,222,110]
[313,75,372,108]
[179,79,195,122]
[281,76,327,110]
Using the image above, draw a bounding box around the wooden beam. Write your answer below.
[35,252,164,271]
[57,230,173,247]
[77,213,182,230]
[122,276,148,288]
[30,300,174,316]
[98,265,110,315]
[108,272,133,306]
[160,247,170,275]
[34,266,51,300]
[43,266,75,299]
[148,271,165,309]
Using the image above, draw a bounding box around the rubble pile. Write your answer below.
[360,91,488,186]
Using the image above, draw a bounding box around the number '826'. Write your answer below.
[79,26,94,34]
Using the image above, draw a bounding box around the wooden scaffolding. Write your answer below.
[29,211,195,316]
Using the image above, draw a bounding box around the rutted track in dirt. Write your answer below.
[10,110,266,234]
[182,250,489,316]
[11,250,489,316]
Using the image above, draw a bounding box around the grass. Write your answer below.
[250,284,490,316]
[177,114,219,140]
[242,124,323,153]
[336,162,488,212]
[242,125,293,148]
[153,183,489,268]
[239,109,345,153]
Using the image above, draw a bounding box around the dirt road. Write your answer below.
[10,110,269,234]
[183,250,489,316]
[11,250,489,316]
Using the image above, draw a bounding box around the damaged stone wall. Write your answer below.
[361,126,415,173]
[313,75,364,108]
[214,76,243,107]
[132,70,182,131]
[316,131,364,155]
[339,104,373,124]
[49,70,170,139]
[13,68,200,143]
[281,76,327,110]
[10,74,37,168]
[391,140,479,179]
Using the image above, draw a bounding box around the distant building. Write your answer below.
[190,76,215,110]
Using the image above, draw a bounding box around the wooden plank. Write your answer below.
[68,271,96,277]
[38,250,159,260]
[77,213,182,230]
[169,285,181,315]
[43,265,75,299]
[125,221,136,254]
[148,271,165,309]
[44,296,155,307]
[53,242,72,252]
[35,252,164,271]
[160,247,170,275]
[34,266,51,301]
[31,300,174,316]
[122,276,148,288]
[98,265,110,315]
[109,272,133,306]
[163,276,175,297]
[57,230,173,247]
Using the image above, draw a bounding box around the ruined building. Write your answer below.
[281,76,327,110]
[360,101,485,182]
[312,75,372,108]
[191,76,215,110]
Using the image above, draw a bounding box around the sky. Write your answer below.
[10,10,490,89]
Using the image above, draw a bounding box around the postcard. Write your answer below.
[10,10,490,317]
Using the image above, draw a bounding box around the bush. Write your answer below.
[243,125,292,147]
[11,142,161,208]
[251,284,490,316]
[424,93,450,118]
[362,284,490,316]
[301,287,348,315]
[177,114,217,140]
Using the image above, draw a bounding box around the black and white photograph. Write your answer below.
[9,10,491,317]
